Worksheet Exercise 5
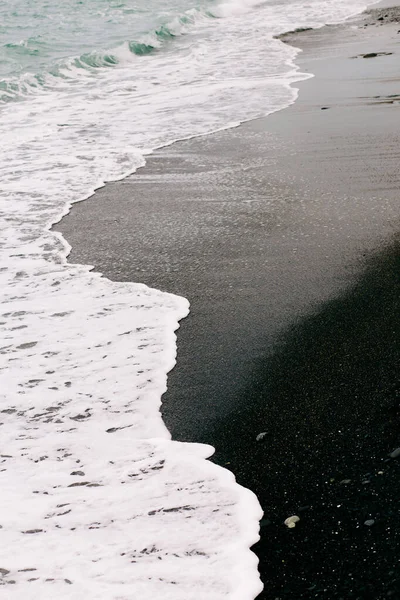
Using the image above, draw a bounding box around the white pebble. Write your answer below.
[364,519,375,527]
[256,432,267,441]
[284,515,300,528]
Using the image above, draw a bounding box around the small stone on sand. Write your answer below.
[284,515,300,528]
[364,519,375,527]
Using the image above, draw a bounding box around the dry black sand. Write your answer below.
[56,7,400,599]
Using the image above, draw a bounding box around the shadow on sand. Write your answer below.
[207,238,400,599]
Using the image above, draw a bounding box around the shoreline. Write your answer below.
[56,6,400,599]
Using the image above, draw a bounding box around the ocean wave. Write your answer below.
[0,6,211,103]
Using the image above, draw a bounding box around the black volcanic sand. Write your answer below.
[56,8,400,600]
[214,240,400,599]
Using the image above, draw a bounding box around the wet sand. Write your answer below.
[56,7,400,599]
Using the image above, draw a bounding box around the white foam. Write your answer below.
[0,184,263,597]
[0,0,375,596]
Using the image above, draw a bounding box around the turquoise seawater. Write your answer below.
[0,0,216,101]
[0,0,204,76]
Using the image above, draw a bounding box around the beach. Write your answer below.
[56,6,400,599]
